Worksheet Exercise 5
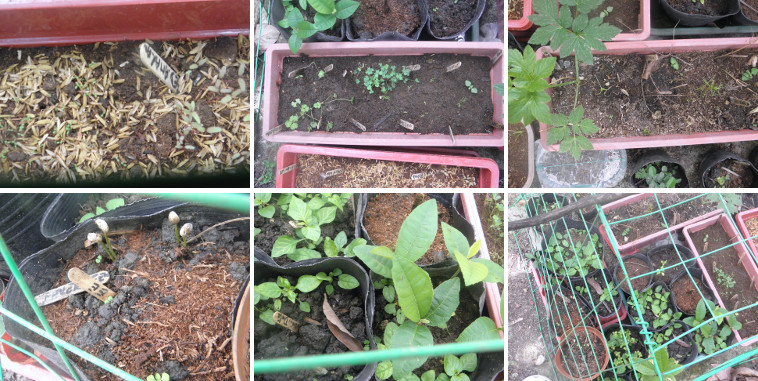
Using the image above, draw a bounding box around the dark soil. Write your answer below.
[605,194,722,247]
[508,123,529,188]
[704,159,755,188]
[671,274,709,315]
[574,272,622,317]
[589,0,640,33]
[349,0,420,39]
[648,246,690,285]
[43,218,250,380]
[474,193,504,267]
[689,222,758,342]
[558,328,606,378]
[363,194,452,265]
[549,287,592,339]
[667,0,732,15]
[277,54,493,135]
[551,51,758,140]
[428,0,477,37]
[252,194,355,265]
[632,162,687,188]
[744,0,758,20]
[372,275,483,378]
[508,0,523,19]
[294,154,479,188]
[253,274,366,381]
[662,322,695,364]
[616,257,652,294]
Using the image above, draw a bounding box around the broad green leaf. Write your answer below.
[259,205,276,218]
[79,212,95,223]
[338,274,359,289]
[460,353,477,372]
[471,258,505,284]
[376,361,392,380]
[467,240,481,259]
[335,0,359,18]
[313,12,336,30]
[282,7,304,29]
[301,225,321,242]
[105,198,124,210]
[444,355,463,376]
[288,34,303,54]
[272,236,301,257]
[289,248,321,261]
[296,21,318,38]
[437,374,451,381]
[421,370,436,381]
[391,321,434,378]
[296,275,322,292]
[96,206,106,215]
[255,282,281,299]
[457,317,501,342]
[395,199,438,262]
[392,258,433,322]
[425,278,461,328]
[354,245,393,278]
[384,321,398,346]
[307,197,326,211]
[307,0,335,14]
[344,238,367,257]
[383,285,396,303]
[334,231,348,249]
[454,251,488,286]
[299,301,311,312]
[324,237,339,257]
[441,222,469,260]
[385,304,396,314]
[288,196,309,221]
[317,206,337,225]
[259,309,275,325]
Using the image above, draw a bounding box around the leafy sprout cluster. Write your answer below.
[284,94,351,131]
[634,163,682,188]
[278,0,360,53]
[631,285,682,330]
[355,64,415,95]
[683,299,741,355]
[79,197,125,223]
[539,229,603,277]
[606,329,643,375]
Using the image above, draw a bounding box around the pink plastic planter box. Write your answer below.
[538,38,758,151]
[459,193,503,338]
[0,0,249,47]
[736,208,758,265]
[262,42,504,147]
[682,213,758,347]
[275,144,500,188]
[599,194,722,256]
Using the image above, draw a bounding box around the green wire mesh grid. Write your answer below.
[0,193,250,381]
[509,193,758,381]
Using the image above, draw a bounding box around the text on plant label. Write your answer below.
[68,267,116,302]
[35,271,110,307]
[278,163,297,175]
[139,43,179,92]
[321,168,343,179]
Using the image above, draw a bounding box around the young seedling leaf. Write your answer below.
[337,274,359,289]
[79,212,95,223]
[259,205,276,218]
[391,321,434,379]
[353,245,393,278]
[453,251,488,286]
[290,248,321,261]
[441,222,469,259]
[296,275,322,292]
[457,317,501,342]
[471,258,505,284]
[272,236,302,258]
[395,199,438,262]
[425,277,461,328]
[460,353,477,372]
[324,237,339,257]
[392,258,433,322]
[105,198,124,211]
[444,354,463,376]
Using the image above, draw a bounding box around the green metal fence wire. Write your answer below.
[253,0,274,121]
[0,193,250,381]
[509,193,758,381]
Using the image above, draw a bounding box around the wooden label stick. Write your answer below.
[139,43,180,93]
[273,311,300,333]
[68,268,116,302]
[35,271,110,307]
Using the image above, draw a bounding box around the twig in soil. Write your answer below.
[642,55,660,80]
[138,321,170,327]
[719,166,742,178]
[120,268,150,277]
[186,217,251,244]
[304,317,323,326]
[640,80,654,115]
[716,37,758,59]
[448,125,455,144]
[615,18,636,32]
[190,367,227,376]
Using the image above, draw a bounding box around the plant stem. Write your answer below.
[174,224,180,244]
[102,235,116,261]
[573,58,580,109]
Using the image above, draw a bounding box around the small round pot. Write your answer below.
[699,150,758,188]
[658,320,698,365]
[425,0,485,39]
[613,254,654,295]
[554,326,609,381]
[601,324,648,378]
[568,269,628,327]
[669,267,715,315]
[346,0,428,41]
[628,282,679,333]
[658,0,740,26]
[547,285,594,340]
[629,149,688,188]
[644,243,695,285]
[540,219,606,282]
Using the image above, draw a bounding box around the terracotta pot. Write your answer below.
[553,326,609,380]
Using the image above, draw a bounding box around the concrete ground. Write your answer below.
[507,193,757,381]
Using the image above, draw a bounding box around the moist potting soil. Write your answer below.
[574,271,622,317]
[587,0,640,33]
[42,219,250,380]
[647,245,692,285]
[689,223,758,341]
[605,194,720,245]
[0,37,250,184]
[671,273,709,315]
[704,159,755,188]
[616,257,652,294]
[294,154,479,188]
[558,329,606,378]
[427,0,478,37]
[666,0,733,15]
[363,194,452,265]
[550,50,758,139]
[349,0,421,38]
[253,274,366,381]
[548,287,592,338]
[277,54,493,135]
[507,124,528,188]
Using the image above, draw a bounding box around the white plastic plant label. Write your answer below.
[139,42,180,93]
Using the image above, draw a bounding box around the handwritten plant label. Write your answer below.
[403,64,421,71]
[411,173,425,180]
[399,119,415,130]
[323,63,334,73]
[35,271,110,307]
[273,311,300,333]
[139,43,179,93]
[278,163,297,175]
[350,118,367,131]
[446,61,462,72]
[67,268,116,303]
[321,168,343,179]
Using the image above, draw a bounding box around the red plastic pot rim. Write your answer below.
[682,213,758,347]
[735,207,758,270]
[262,42,504,147]
[508,0,533,31]
[538,38,758,151]
[275,144,500,188]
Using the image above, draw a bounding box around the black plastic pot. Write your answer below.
[601,324,648,379]
[357,193,476,274]
[346,0,428,41]
[539,218,607,282]
[0,194,56,279]
[629,149,689,188]
[644,243,695,285]
[568,269,628,324]
[628,282,679,333]
[270,0,345,43]
[425,0,485,40]
[659,0,740,26]
[699,150,758,187]
[731,0,758,26]
[546,284,594,339]
[254,251,377,380]
[614,254,654,295]
[660,320,699,365]
[670,267,715,315]
[4,202,249,381]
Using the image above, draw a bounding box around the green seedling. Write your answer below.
[179,223,192,248]
[670,57,679,70]
[697,78,722,96]
[540,229,603,278]
[303,267,360,296]
[599,6,613,18]
[656,260,668,277]
[631,285,682,330]
[715,175,729,187]
[146,373,169,381]
[743,68,758,81]
[355,64,411,95]
[606,329,642,374]
[714,266,736,289]
[488,193,505,238]
[464,80,478,94]
[79,197,125,223]
[634,163,682,188]
[633,348,683,381]
[168,211,181,244]
[278,0,359,54]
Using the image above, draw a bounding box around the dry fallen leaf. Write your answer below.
[322,293,362,352]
